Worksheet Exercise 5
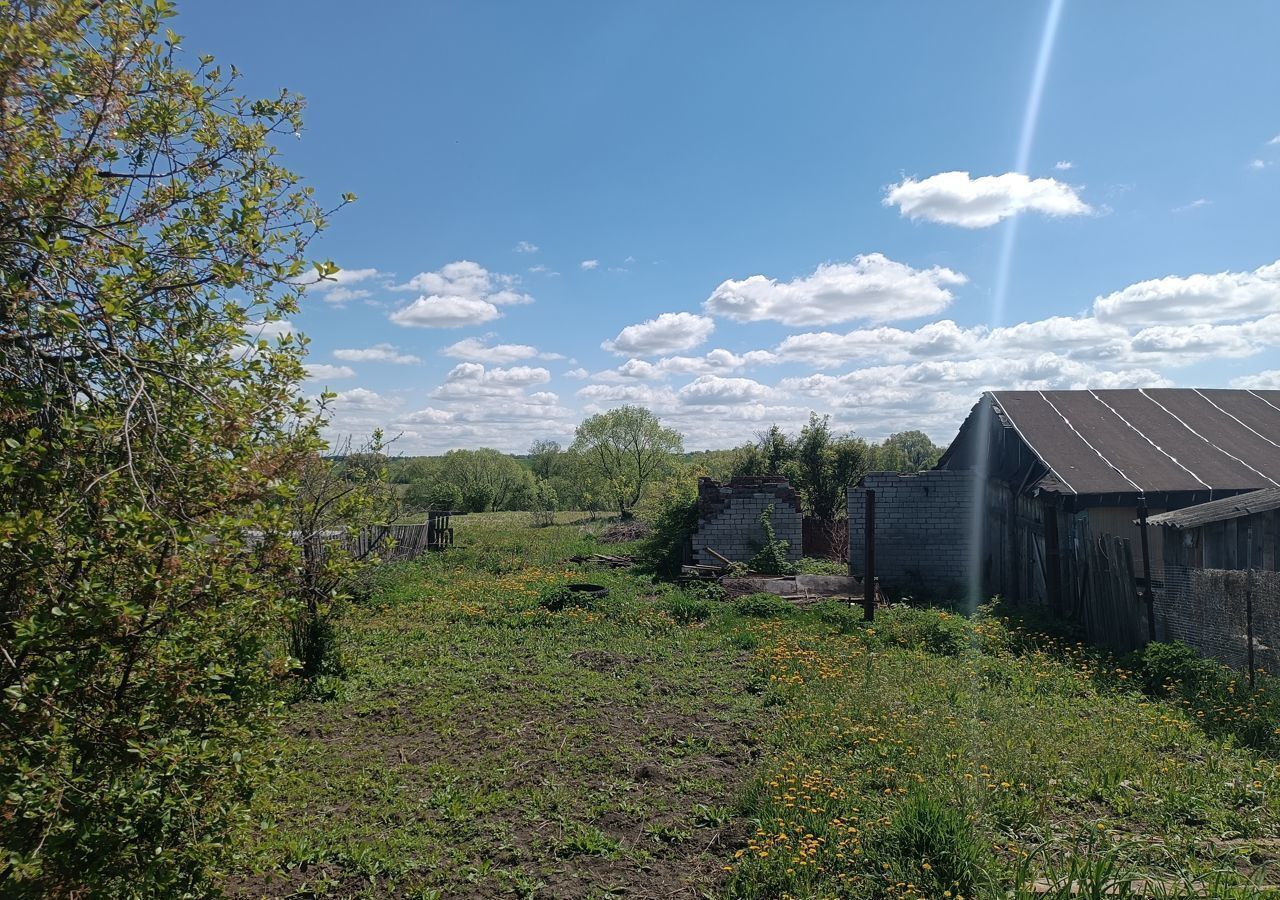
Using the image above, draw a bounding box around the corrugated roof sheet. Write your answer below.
[1145,486,1280,528]
[988,388,1280,496]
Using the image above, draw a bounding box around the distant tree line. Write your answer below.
[384,409,942,526]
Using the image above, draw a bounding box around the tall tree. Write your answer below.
[571,406,683,517]
[874,429,944,472]
[0,1,341,893]
[439,448,534,512]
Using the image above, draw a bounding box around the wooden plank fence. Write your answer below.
[1061,525,1148,652]
[249,513,454,564]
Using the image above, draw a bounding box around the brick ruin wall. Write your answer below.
[847,470,975,596]
[692,477,803,567]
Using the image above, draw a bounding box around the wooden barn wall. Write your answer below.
[1162,510,1280,571]
[979,485,1151,652]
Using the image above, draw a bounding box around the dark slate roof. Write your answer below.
[1145,486,1280,528]
[988,389,1280,496]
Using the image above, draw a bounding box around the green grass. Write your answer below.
[227,512,1280,898]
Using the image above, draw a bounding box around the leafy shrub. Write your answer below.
[1133,640,1212,695]
[811,600,864,633]
[0,3,334,893]
[529,479,558,527]
[747,505,796,576]
[663,594,712,624]
[538,584,600,612]
[795,556,846,575]
[733,592,795,619]
[635,480,698,580]
[869,790,992,897]
[1130,641,1280,753]
[871,606,972,656]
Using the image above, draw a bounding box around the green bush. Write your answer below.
[733,593,795,619]
[662,594,712,624]
[746,505,796,576]
[538,584,600,612]
[869,790,992,897]
[811,599,864,633]
[872,606,973,656]
[635,483,698,580]
[1130,641,1280,754]
[0,3,333,893]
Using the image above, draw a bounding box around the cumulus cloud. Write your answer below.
[389,295,501,328]
[431,362,552,401]
[304,363,356,380]
[883,171,1091,228]
[442,336,562,363]
[1232,370,1280,390]
[580,259,599,270]
[564,367,589,379]
[677,375,774,405]
[514,241,539,253]
[390,261,532,328]
[704,253,965,327]
[1092,259,1280,325]
[1055,161,1074,171]
[602,311,715,356]
[297,267,381,304]
[333,344,421,364]
[329,387,397,411]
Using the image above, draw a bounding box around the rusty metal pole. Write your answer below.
[1137,496,1156,642]
[863,489,876,622]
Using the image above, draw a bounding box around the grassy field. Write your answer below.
[228,513,1280,899]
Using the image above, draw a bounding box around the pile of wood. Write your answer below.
[599,521,652,544]
[568,553,635,569]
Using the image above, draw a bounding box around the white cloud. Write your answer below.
[883,171,1091,228]
[528,264,559,276]
[390,261,532,328]
[704,253,965,326]
[304,363,356,380]
[1172,198,1210,213]
[581,259,599,270]
[390,295,501,328]
[329,387,396,411]
[677,375,774,406]
[514,240,539,254]
[246,319,294,342]
[564,367,589,379]
[298,267,381,305]
[431,362,552,400]
[1232,370,1280,390]
[333,344,422,364]
[1250,159,1268,170]
[602,311,715,356]
[1269,135,1280,146]
[1055,161,1074,171]
[1093,259,1280,325]
[399,406,454,425]
[442,336,562,363]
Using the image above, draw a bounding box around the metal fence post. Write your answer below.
[1137,496,1156,642]
[863,489,876,622]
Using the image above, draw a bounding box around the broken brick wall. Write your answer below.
[692,477,803,567]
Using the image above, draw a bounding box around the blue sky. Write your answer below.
[180,2,1280,452]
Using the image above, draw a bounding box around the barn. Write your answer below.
[848,388,1280,650]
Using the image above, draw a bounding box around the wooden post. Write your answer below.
[1137,496,1156,642]
[1045,507,1062,613]
[1247,568,1256,690]
[863,489,876,622]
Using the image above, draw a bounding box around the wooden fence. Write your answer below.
[250,513,454,564]
[1061,527,1149,652]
